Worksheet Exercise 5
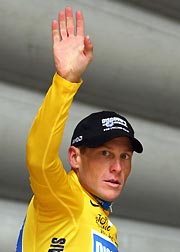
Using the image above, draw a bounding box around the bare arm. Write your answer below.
[52,6,93,82]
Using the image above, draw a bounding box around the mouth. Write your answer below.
[104,179,121,188]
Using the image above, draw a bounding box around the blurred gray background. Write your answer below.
[0,0,180,251]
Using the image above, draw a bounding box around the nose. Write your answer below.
[110,158,122,173]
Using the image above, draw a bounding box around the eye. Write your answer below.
[102,150,110,156]
[120,153,129,160]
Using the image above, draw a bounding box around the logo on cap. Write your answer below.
[102,117,129,133]
[72,135,83,145]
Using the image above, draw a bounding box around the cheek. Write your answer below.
[78,160,95,183]
[124,166,132,180]
[80,164,103,187]
[78,168,101,195]
[79,155,108,185]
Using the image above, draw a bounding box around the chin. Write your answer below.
[105,191,122,202]
[101,193,120,202]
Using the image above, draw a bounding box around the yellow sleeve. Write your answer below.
[26,73,82,212]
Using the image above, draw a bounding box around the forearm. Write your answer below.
[26,73,82,184]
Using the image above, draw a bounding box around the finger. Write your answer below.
[59,11,67,39]
[84,35,93,61]
[52,20,60,44]
[65,6,75,37]
[76,10,84,37]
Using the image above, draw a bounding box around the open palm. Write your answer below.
[52,7,93,82]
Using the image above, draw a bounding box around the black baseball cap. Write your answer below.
[71,111,143,153]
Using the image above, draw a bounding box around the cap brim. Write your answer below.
[131,137,143,153]
[83,131,143,153]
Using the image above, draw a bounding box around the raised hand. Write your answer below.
[52,7,93,82]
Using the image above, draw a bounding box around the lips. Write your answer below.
[104,179,121,187]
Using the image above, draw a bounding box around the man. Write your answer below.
[16,6,143,252]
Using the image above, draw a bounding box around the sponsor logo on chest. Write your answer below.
[92,230,118,252]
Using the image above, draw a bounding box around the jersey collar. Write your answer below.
[93,195,113,212]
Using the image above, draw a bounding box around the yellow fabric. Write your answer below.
[18,73,118,252]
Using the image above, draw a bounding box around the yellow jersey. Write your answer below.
[16,73,119,252]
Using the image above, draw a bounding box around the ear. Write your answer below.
[68,146,81,172]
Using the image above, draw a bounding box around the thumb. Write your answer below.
[84,35,93,62]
